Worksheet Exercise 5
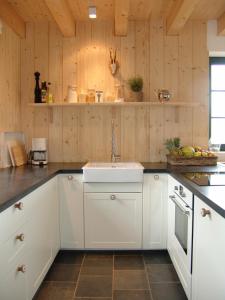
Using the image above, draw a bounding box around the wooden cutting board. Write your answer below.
[11,144,27,167]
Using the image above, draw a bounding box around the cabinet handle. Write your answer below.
[14,202,24,210]
[154,175,159,180]
[110,195,116,200]
[17,265,26,273]
[68,175,73,181]
[16,234,25,242]
[201,208,211,217]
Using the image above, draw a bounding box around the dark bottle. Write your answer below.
[34,72,42,103]
[41,81,47,103]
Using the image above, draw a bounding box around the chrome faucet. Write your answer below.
[111,119,120,162]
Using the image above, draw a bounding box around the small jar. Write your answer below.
[87,89,95,103]
[67,86,78,103]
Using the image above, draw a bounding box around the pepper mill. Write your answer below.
[34,72,42,103]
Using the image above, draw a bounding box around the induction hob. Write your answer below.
[183,172,225,186]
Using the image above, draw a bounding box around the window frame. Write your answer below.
[209,57,225,151]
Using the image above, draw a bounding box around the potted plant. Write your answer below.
[128,76,143,102]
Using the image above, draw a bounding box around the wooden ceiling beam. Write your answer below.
[115,0,129,36]
[0,0,26,38]
[44,0,75,37]
[167,0,200,35]
[217,12,225,35]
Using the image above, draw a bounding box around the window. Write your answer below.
[209,57,225,150]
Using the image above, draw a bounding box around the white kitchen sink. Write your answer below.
[82,162,144,182]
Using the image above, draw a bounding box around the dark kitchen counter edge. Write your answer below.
[1,162,225,219]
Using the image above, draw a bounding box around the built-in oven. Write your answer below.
[167,177,193,300]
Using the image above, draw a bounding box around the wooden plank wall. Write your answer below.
[21,19,209,162]
[0,22,21,132]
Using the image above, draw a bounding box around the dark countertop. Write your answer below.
[0,163,84,213]
[1,162,225,219]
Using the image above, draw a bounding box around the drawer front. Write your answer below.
[0,222,28,272]
[84,182,143,193]
[0,184,45,245]
[0,249,28,300]
[0,198,29,245]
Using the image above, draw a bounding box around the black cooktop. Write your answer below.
[183,172,225,186]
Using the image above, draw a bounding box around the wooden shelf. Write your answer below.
[28,101,202,107]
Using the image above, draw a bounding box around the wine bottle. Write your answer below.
[41,81,47,103]
[34,72,41,103]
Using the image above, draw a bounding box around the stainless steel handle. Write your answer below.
[154,175,159,180]
[14,202,24,210]
[169,195,190,215]
[110,194,116,200]
[201,208,211,217]
[68,175,73,181]
[17,265,26,273]
[16,234,25,242]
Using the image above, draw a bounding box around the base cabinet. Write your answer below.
[143,174,167,249]
[84,192,142,249]
[0,177,60,300]
[192,197,225,300]
[59,174,84,249]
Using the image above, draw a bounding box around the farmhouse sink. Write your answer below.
[82,162,144,182]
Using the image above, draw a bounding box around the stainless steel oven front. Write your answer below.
[167,178,193,299]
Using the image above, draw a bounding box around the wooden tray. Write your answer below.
[167,154,218,166]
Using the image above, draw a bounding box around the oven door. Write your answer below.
[167,193,193,298]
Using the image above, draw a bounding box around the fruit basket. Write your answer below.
[165,137,218,166]
[167,154,218,166]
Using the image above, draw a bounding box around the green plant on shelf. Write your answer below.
[128,76,143,92]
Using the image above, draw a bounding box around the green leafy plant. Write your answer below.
[128,76,143,92]
[165,137,181,153]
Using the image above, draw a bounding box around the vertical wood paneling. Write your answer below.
[135,21,150,100]
[149,106,165,162]
[62,107,79,162]
[120,21,136,99]
[149,18,164,100]
[149,18,165,161]
[179,20,193,101]
[121,107,136,160]
[0,23,21,132]
[63,37,77,99]
[49,22,63,102]
[20,19,209,162]
[192,21,209,147]
[20,22,35,149]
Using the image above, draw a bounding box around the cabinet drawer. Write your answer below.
[84,182,143,193]
[0,222,28,272]
[0,197,31,245]
[0,249,28,300]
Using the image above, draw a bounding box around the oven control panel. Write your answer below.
[170,178,193,209]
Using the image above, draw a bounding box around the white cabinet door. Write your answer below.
[27,182,54,299]
[84,193,142,249]
[192,197,225,300]
[143,174,168,249]
[59,174,84,249]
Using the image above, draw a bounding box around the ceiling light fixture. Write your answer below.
[89,6,97,19]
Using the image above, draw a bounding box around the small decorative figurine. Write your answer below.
[109,48,118,76]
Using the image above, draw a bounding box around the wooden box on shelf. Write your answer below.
[166,154,218,166]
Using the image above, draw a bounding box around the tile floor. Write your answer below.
[34,250,187,300]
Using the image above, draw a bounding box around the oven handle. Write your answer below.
[169,195,190,216]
